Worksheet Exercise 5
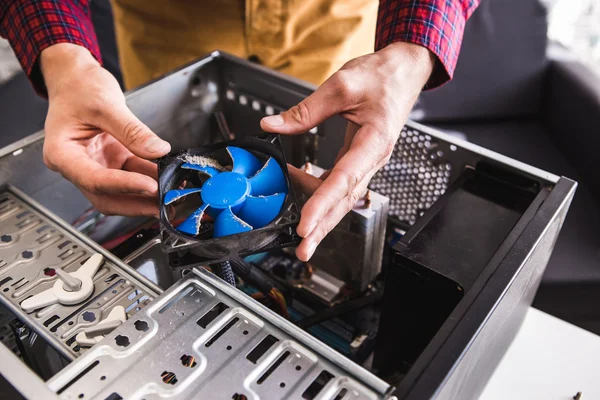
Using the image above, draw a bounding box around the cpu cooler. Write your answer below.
[158,134,301,267]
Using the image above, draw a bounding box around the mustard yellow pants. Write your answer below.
[110,0,378,90]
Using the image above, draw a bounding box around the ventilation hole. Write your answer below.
[43,315,60,327]
[58,240,71,249]
[246,334,279,364]
[296,365,302,371]
[66,336,77,346]
[104,392,122,400]
[0,277,12,287]
[302,371,335,399]
[231,394,248,400]
[78,394,84,398]
[21,251,33,259]
[68,321,74,326]
[257,351,290,385]
[205,317,239,348]
[73,345,81,352]
[100,376,106,381]
[0,235,11,243]
[197,302,229,328]
[180,354,197,368]
[82,312,96,322]
[280,382,286,388]
[115,335,130,348]
[43,267,56,277]
[161,371,178,385]
[112,290,118,294]
[226,345,232,350]
[57,360,100,395]
[243,330,248,335]
[104,274,119,283]
[134,320,149,332]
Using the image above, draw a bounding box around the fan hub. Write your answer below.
[201,172,250,210]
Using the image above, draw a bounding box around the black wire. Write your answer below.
[216,261,236,286]
[296,289,383,329]
[229,258,276,294]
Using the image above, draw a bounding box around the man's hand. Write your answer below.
[41,43,171,217]
[261,42,434,262]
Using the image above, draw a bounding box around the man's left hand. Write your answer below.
[260,42,435,262]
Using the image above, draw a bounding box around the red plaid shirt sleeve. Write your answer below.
[0,0,477,95]
[376,0,480,88]
[0,0,101,96]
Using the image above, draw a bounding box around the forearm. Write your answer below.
[0,0,101,96]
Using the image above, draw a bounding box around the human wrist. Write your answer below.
[378,41,435,89]
[40,43,100,97]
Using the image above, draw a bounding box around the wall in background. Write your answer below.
[0,39,20,85]
[545,0,600,72]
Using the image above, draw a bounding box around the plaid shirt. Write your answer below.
[0,0,479,95]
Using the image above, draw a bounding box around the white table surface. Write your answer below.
[480,307,600,400]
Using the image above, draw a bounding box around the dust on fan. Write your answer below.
[163,146,288,238]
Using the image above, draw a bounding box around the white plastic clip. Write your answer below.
[20,253,104,312]
[76,305,127,347]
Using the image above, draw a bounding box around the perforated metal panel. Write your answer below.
[369,126,453,225]
[0,187,160,359]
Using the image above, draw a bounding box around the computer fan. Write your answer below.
[158,134,300,266]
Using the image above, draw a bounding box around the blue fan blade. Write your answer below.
[249,158,288,196]
[227,147,262,178]
[237,193,286,229]
[213,207,252,237]
[164,188,202,205]
[176,204,209,236]
[181,163,221,177]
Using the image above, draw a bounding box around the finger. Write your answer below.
[81,190,160,217]
[296,124,390,238]
[296,178,370,261]
[97,102,171,160]
[55,145,159,195]
[123,156,158,180]
[260,72,350,134]
[288,165,322,197]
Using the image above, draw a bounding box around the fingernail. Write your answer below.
[305,241,317,261]
[301,221,317,238]
[262,114,285,127]
[144,137,170,153]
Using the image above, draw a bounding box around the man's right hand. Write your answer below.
[41,43,171,217]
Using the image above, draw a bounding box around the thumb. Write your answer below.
[100,104,171,159]
[260,78,343,135]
